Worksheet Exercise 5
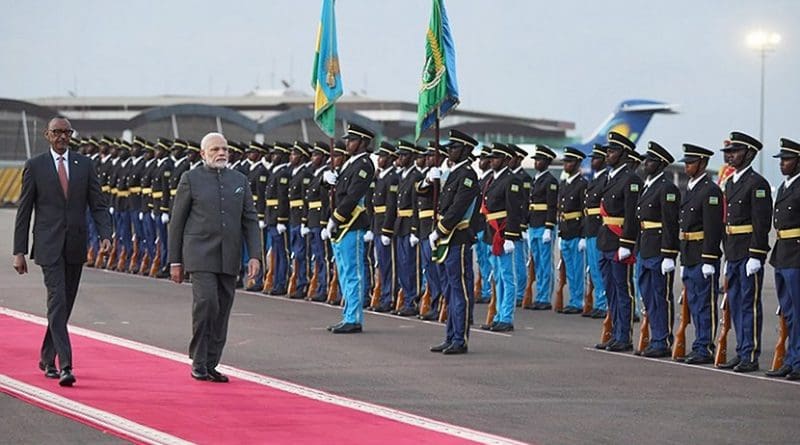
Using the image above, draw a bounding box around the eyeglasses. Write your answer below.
[49,129,74,136]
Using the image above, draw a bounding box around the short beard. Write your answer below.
[206,159,227,169]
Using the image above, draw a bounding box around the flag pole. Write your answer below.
[433,116,440,217]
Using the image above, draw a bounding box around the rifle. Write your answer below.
[106,237,118,269]
[86,245,96,267]
[599,311,612,345]
[326,268,339,304]
[769,307,789,372]
[306,264,319,300]
[287,259,298,295]
[369,269,382,308]
[94,243,107,269]
[438,296,448,323]
[139,250,151,276]
[418,283,432,316]
[521,257,535,307]
[394,289,406,313]
[554,255,566,312]
[583,272,594,316]
[115,246,129,272]
[485,281,497,326]
[148,239,161,277]
[262,248,275,293]
[474,269,482,303]
[672,287,689,360]
[636,311,650,354]
[714,283,731,367]
[128,234,139,273]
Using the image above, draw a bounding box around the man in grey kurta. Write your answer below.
[168,132,261,382]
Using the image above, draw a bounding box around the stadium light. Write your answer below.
[746,30,780,174]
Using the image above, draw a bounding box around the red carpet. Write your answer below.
[0,309,522,445]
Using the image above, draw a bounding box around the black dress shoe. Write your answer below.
[606,341,633,352]
[270,288,287,297]
[641,346,671,358]
[475,297,490,304]
[326,321,345,332]
[327,298,341,306]
[442,343,468,355]
[733,360,759,373]
[44,366,59,379]
[562,306,582,315]
[330,323,362,334]
[58,369,76,387]
[685,354,714,365]
[533,302,552,311]
[309,294,327,302]
[522,304,537,310]
[289,289,307,299]
[371,304,392,313]
[581,310,593,318]
[480,322,495,331]
[490,322,514,332]
[632,314,641,323]
[594,341,611,350]
[245,284,262,292]
[590,309,607,319]
[786,370,800,381]
[717,356,741,369]
[191,368,210,381]
[764,364,792,378]
[418,310,438,321]
[207,368,229,383]
[430,342,451,352]
[395,307,417,317]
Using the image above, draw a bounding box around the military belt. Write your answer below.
[585,207,601,216]
[640,220,662,230]
[266,199,279,206]
[252,194,259,201]
[777,228,800,239]
[561,211,582,221]
[419,209,435,219]
[151,191,164,198]
[142,187,152,194]
[398,209,414,217]
[602,216,624,226]
[116,191,130,197]
[101,185,111,192]
[169,189,177,196]
[529,203,548,211]
[679,231,704,241]
[726,224,753,235]
[290,199,304,208]
[308,201,322,210]
[373,205,386,214]
[485,210,508,221]
[129,187,142,193]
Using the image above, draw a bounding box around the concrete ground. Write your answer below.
[1,209,798,445]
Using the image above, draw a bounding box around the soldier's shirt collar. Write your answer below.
[608,163,626,179]
[378,166,394,179]
[174,156,186,168]
[131,156,143,166]
[534,170,548,180]
[732,165,752,184]
[342,151,369,172]
[157,157,169,166]
[687,173,707,191]
[450,158,470,174]
[565,172,581,185]
[493,166,508,180]
[479,169,492,180]
[593,168,607,180]
[785,171,800,189]
[643,171,664,189]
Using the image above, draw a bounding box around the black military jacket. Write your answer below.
[373,167,399,236]
[436,160,479,246]
[528,170,557,229]
[723,167,772,262]
[679,174,723,266]
[169,157,191,212]
[245,160,268,221]
[584,170,607,238]
[482,168,524,243]
[597,165,642,252]
[152,157,174,214]
[558,173,587,240]
[288,163,312,226]
[332,152,374,235]
[635,173,680,259]
[304,165,330,229]
[415,167,437,239]
[392,166,422,237]
[113,158,133,211]
[140,158,157,212]
[265,163,291,226]
[769,174,800,268]
[126,157,146,213]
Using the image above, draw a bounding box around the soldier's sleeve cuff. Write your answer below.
[619,238,636,248]
[381,228,394,236]
[660,248,679,258]
[505,231,520,240]
[333,210,347,223]
[437,221,452,236]
[701,253,719,260]
[545,222,555,228]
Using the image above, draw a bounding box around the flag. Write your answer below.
[311,0,342,137]
[415,0,459,140]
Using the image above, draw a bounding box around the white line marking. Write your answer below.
[0,375,192,445]
[1,307,527,445]
[584,347,800,386]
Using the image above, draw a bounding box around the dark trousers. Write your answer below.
[375,237,396,308]
[727,258,764,362]
[396,234,420,308]
[420,240,444,311]
[443,244,473,347]
[290,225,310,291]
[268,226,290,293]
[40,257,83,370]
[775,268,800,370]
[683,262,719,357]
[309,227,330,299]
[155,216,169,267]
[637,255,675,349]
[189,272,236,371]
[600,251,635,344]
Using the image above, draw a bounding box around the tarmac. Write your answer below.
[1,208,798,445]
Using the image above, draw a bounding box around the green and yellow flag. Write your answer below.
[311,0,342,137]
[416,0,460,140]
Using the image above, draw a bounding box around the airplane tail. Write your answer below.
[575,99,677,153]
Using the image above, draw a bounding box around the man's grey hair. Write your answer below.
[200,132,227,151]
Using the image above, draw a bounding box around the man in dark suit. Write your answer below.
[169,132,261,383]
[13,117,112,387]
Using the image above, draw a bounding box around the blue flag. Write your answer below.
[311,0,342,137]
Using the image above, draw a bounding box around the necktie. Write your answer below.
[57,156,69,198]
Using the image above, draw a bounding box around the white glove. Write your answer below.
[276,223,287,234]
[363,231,374,242]
[321,228,330,240]
[680,266,685,280]
[661,258,676,275]
[300,224,310,236]
[428,231,439,249]
[426,167,441,183]
[702,263,715,279]
[503,239,515,254]
[409,233,419,247]
[617,246,631,260]
[161,213,169,224]
[326,219,337,235]
[323,170,338,185]
[745,257,761,276]
[521,230,530,241]
[138,212,144,221]
[722,261,727,277]
[381,235,391,246]
[258,220,266,230]
[578,238,586,252]
[542,228,552,243]
[109,206,115,215]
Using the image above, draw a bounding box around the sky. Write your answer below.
[2,0,798,182]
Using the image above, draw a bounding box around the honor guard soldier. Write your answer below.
[526,145,558,310]
[558,147,588,314]
[583,144,608,318]
[243,142,268,290]
[111,139,134,272]
[677,144,723,364]
[509,144,533,307]
[84,138,103,266]
[627,149,644,178]
[373,141,400,312]
[473,145,494,304]
[595,131,643,352]
[389,140,424,316]
[125,137,147,273]
[324,124,376,333]
[766,138,800,380]
[150,139,174,278]
[428,129,480,354]
[227,142,247,175]
[288,141,313,299]
[137,139,158,275]
[634,142,680,357]
[416,141,448,320]
[305,142,333,302]
[481,143,524,332]
[264,142,292,296]
[717,131,772,373]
